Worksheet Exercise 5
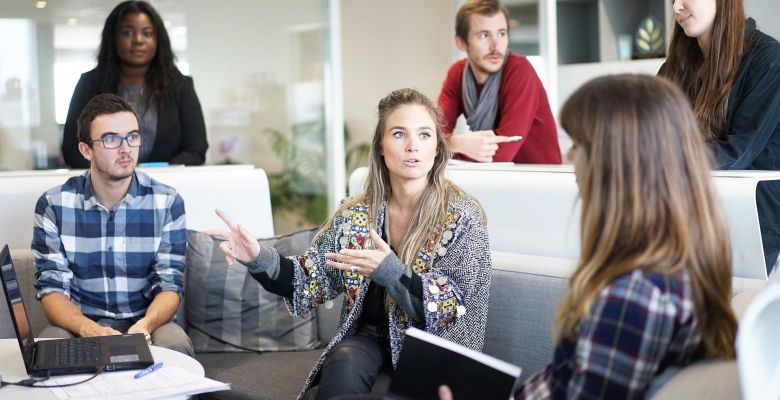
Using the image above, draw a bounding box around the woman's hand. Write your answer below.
[203,208,261,265]
[325,229,391,277]
[438,385,453,400]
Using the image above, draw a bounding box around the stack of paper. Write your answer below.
[48,366,230,400]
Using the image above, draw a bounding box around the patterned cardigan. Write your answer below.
[284,187,492,398]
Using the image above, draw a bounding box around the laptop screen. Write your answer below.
[0,245,35,368]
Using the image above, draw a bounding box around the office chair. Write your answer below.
[737,280,780,400]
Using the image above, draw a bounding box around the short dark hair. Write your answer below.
[455,0,509,42]
[77,93,137,143]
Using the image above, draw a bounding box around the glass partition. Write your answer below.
[0,0,339,234]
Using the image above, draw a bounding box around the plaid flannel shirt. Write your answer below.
[516,269,703,399]
[32,171,186,322]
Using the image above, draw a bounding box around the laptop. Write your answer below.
[0,244,154,376]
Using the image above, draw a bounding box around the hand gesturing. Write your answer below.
[203,208,261,265]
[324,229,392,277]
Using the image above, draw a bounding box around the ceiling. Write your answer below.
[0,0,185,26]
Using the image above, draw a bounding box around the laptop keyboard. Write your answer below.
[53,338,101,368]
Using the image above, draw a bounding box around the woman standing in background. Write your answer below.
[62,0,208,168]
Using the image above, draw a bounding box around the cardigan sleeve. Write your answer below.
[243,248,296,299]
[61,72,97,169]
[369,253,425,322]
[283,214,348,318]
[168,76,208,165]
[414,201,492,351]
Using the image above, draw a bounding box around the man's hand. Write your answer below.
[78,322,121,338]
[128,319,152,344]
[448,130,513,162]
[42,292,121,338]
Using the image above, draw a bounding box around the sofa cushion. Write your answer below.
[185,228,320,352]
[484,252,576,377]
[4,248,49,337]
[647,359,741,399]
[195,349,324,400]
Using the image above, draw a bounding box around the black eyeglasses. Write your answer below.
[87,133,142,149]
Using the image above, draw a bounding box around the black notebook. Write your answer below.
[387,327,522,400]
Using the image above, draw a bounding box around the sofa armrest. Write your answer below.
[4,248,49,336]
[647,359,741,400]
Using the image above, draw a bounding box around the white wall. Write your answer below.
[745,0,780,39]
[341,0,454,147]
[184,0,328,167]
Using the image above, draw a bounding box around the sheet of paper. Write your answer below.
[48,366,230,400]
[447,159,515,166]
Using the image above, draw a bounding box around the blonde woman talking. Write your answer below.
[207,88,491,399]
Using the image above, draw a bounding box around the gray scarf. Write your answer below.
[461,61,503,131]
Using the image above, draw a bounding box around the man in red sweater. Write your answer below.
[439,0,561,164]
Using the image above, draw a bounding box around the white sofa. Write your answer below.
[0,165,274,249]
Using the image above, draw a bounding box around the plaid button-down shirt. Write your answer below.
[516,269,703,399]
[32,171,186,322]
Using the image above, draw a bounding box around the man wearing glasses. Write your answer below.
[31,93,192,355]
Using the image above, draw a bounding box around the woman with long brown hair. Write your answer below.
[207,88,491,399]
[660,0,780,274]
[509,75,738,398]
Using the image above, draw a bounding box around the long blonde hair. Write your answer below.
[323,88,453,267]
[556,75,736,357]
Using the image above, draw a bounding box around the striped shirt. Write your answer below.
[516,269,703,399]
[32,171,186,322]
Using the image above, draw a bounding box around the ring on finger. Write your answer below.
[349,264,356,274]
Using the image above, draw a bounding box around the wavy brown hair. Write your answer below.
[663,0,746,140]
[555,75,736,358]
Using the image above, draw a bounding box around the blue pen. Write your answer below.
[134,362,163,379]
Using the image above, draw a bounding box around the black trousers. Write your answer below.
[309,324,392,400]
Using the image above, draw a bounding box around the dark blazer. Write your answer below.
[61,68,208,168]
[660,18,780,273]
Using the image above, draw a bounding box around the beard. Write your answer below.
[94,156,135,181]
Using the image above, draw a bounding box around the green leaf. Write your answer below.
[639,28,650,41]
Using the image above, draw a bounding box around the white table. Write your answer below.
[0,339,204,400]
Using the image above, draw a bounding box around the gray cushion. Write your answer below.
[4,249,49,337]
[483,268,569,377]
[647,359,742,399]
[185,228,320,353]
[195,349,324,400]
